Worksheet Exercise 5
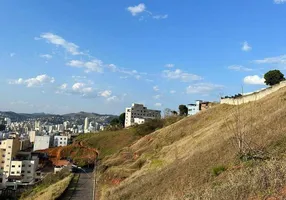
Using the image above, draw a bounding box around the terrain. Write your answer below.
[0,111,117,123]
[92,86,286,200]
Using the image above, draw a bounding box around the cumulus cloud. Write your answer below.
[154,103,162,107]
[243,75,265,85]
[253,55,286,64]
[242,41,252,52]
[40,54,53,60]
[127,3,146,16]
[163,69,202,82]
[66,59,103,73]
[165,64,174,68]
[186,83,224,94]
[38,32,83,55]
[153,86,159,91]
[99,90,112,98]
[9,74,55,87]
[228,65,253,72]
[72,83,93,94]
[59,83,68,90]
[274,0,286,4]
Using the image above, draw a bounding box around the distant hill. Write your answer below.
[0,111,117,123]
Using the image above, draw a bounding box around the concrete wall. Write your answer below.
[221,81,286,105]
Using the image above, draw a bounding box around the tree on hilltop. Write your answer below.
[179,105,188,116]
[264,70,285,86]
[119,113,125,127]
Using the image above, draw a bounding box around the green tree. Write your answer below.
[110,118,120,126]
[0,124,5,131]
[264,70,285,86]
[118,113,125,127]
[179,105,188,116]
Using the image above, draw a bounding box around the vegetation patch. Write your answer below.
[211,165,227,176]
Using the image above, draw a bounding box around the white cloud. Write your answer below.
[228,65,253,72]
[153,94,161,99]
[153,86,159,91]
[66,59,103,73]
[40,54,53,60]
[72,82,93,94]
[39,32,83,55]
[99,90,112,98]
[274,0,286,4]
[242,41,252,52]
[186,83,224,94]
[9,74,55,87]
[165,64,174,68]
[163,69,202,82]
[154,103,162,107]
[170,90,176,94]
[107,64,117,72]
[107,96,118,102]
[253,55,286,64]
[59,83,68,90]
[153,14,168,20]
[243,75,265,85]
[10,53,15,57]
[127,3,146,16]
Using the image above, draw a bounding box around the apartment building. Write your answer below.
[33,135,50,151]
[188,100,211,116]
[125,103,161,127]
[0,135,20,185]
[53,135,68,147]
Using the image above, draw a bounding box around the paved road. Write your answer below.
[60,168,95,200]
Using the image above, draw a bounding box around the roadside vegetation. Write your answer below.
[20,168,72,200]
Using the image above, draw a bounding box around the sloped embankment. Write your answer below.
[97,86,286,200]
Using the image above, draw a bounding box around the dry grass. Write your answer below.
[21,174,73,200]
[96,87,286,200]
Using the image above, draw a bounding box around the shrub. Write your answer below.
[212,165,226,176]
[264,69,285,86]
[134,119,164,136]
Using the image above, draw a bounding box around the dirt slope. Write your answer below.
[97,86,286,200]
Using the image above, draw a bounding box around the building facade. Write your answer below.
[53,136,68,147]
[125,103,161,127]
[33,136,50,151]
[188,100,210,116]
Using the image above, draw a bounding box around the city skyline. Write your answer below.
[1,1,286,114]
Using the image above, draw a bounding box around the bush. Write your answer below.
[134,119,164,136]
[264,70,285,86]
[212,165,226,176]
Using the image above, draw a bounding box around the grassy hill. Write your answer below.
[94,86,286,200]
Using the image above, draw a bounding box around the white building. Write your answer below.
[0,136,20,186]
[10,156,39,183]
[134,118,145,125]
[84,117,89,133]
[28,131,36,143]
[125,103,161,127]
[33,135,50,151]
[4,118,11,126]
[34,121,41,131]
[53,136,68,147]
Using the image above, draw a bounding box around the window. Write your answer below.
[11,172,15,174]
[8,146,11,148]
[1,161,4,163]
[18,165,20,167]
[60,142,62,144]
[8,152,10,154]
[17,171,20,174]
[22,164,25,167]
[11,165,15,168]
[28,165,31,167]
[60,138,62,140]
[2,155,4,157]
[64,138,67,140]
[21,171,25,173]
[27,171,31,173]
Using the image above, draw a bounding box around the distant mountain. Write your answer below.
[0,111,117,123]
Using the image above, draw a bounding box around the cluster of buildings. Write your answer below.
[84,117,105,133]
[124,101,211,127]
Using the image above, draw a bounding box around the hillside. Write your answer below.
[95,86,286,200]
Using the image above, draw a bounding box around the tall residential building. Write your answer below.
[125,103,161,127]
[33,136,50,151]
[84,117,89,132]
[0,135,20,185]
[34,121,41,131]
[53,136,68,147]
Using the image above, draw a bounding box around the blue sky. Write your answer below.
[1,0,286,114]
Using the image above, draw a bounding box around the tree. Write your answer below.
[0,124,5,131]
[171,111,178,115]
[118,113,125,127]
[179,105,188,116]
[164,108,172,118]
[110,118,120,126]
[264,70,285,86]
